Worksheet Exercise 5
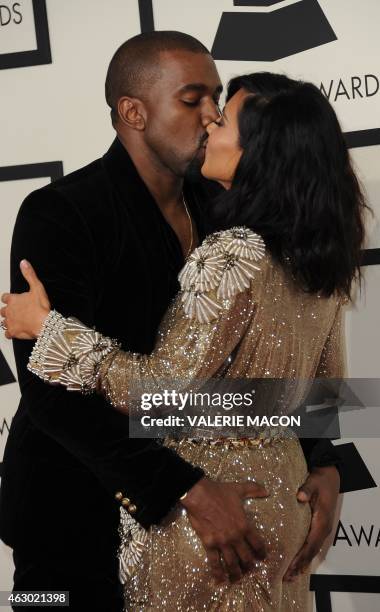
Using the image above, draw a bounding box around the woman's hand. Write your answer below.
[1,260,51,340]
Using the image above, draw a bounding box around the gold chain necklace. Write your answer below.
[182,192,194,259]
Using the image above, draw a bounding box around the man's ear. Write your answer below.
[117,96,146,130]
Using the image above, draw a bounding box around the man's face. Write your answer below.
[143,50,223,177]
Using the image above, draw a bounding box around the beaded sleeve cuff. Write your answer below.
[27,310,120,394]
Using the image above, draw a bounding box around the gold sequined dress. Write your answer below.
[28,227,345,612]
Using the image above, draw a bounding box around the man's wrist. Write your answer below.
[179,476,208,509]
[310,464,341,488]
[312,464,340,474]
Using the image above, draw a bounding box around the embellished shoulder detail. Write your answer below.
[178,227,265,323]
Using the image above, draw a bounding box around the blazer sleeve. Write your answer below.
[11,187,205,529]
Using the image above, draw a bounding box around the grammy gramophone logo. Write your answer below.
[212,0,337,61]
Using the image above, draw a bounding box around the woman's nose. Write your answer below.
[206,121,216,135]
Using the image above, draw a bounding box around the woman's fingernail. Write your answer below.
[20,260,29,269]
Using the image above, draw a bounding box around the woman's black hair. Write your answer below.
[212,72,368,298]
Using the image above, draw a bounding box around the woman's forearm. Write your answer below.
[28,309,120,395]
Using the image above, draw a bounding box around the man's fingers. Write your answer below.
[220,546,243,583]
[1,293,10,305]
[297,485,313,503]
[283,516,330,581]
[0,306,7,318]
[242,481,269,499]
[234,539,256,572]
[20,260,41,291]
[283,545,314,581]
[238,481,268,561]
[297,475,319,504]
[245,525,267,560]
[206,548,226,584]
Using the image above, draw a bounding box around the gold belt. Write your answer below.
[166,433,287,450]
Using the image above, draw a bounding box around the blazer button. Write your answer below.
[115,492,123,501]
[128,504,137,514]
[121,498,131,508]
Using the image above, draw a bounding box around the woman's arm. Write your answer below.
[3,228,265,414]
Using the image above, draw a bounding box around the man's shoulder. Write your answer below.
[40,156,107,200]
[20,155,112,218]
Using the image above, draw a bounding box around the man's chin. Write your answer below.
[197,145,206,161]
[185,151,205,182]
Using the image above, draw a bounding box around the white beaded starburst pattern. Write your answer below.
[179,227,265,323]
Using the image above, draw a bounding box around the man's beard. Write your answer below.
[185,133,208,182]
[185,150,204,183]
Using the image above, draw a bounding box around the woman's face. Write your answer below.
[201,88,247,189]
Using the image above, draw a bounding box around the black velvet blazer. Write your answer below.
[0,138,340,564]
[0,139,209,559]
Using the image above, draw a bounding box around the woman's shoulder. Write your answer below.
[201,226,265,257]
[178,227,267,323]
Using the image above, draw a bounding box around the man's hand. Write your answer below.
[181,477,269,584]
[283,465,340,582]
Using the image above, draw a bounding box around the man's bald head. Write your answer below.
[105,31,210,125]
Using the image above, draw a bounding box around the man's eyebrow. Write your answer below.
[178,83,223,96]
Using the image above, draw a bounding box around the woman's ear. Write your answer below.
[117,96,146,131]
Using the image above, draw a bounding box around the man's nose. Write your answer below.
[201,99,220,128]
